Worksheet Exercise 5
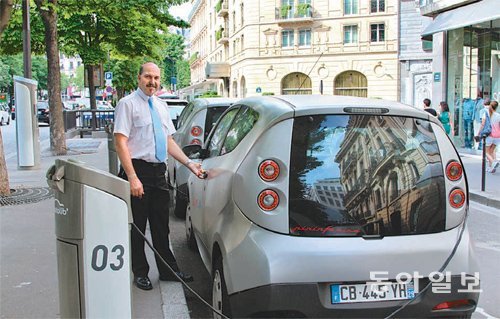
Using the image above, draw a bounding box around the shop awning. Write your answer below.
[422,0,500,37]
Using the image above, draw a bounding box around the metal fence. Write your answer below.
[63,109,115,135]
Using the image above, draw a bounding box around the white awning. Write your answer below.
[422,0,500,36]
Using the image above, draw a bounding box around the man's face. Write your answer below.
[138,63,161,96]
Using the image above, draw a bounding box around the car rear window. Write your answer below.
[289,114,446,237]
[204,106,230,139]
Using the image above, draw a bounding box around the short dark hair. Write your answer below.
[491,100,498,110]
[423,98,431,107]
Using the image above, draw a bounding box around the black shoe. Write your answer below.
[160,271,194,282]
[135,276,153,290]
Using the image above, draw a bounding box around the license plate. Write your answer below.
[331,282,416,304]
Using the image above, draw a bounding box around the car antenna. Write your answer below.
[294,51,324,95]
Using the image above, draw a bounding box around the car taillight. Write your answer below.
[446,161,463,181]
[449,188,466,209]
[191,126,202,137]
[433,299,474,310]
[257,190,279,211]
[190,139,202,145]
[258,160,280,182]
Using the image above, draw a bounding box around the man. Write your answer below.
[422,98,437,116]
[114,62,204,290]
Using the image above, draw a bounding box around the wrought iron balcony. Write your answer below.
[275,4,313,24]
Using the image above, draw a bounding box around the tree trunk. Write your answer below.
[0,129,10,196]
[35,0,67,155]
[86,64,97,130]
[0,0,14,35]
[0,0,14,195]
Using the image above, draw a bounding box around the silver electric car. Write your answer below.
[184,95,479,318]
[168,98,238,218]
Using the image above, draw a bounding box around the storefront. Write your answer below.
[422,0,500,149]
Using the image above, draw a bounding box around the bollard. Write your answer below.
[481,135,486,191]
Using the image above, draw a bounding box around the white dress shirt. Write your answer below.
[114,89,176,163]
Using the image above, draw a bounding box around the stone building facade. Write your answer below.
[183,0,400,101]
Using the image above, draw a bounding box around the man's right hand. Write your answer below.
[129,175,144,198]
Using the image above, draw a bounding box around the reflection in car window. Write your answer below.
[289,115,445,237]
[207,108,239,157]
[177,102,195,128]
[205,106,230,139]
[221,107,259,155]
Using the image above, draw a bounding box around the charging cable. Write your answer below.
[384,206,470,318]
[130,222,229,319]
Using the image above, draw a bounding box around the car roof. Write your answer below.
[192,97,239,108]
[238,95,437,124]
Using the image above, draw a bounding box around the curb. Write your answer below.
[469,191,500,209]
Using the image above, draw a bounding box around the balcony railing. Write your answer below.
[216,0,228,17]
[275,4,313,22]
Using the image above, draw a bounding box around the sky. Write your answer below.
[169,3,193,21]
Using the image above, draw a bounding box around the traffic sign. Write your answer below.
[105,72,113,81]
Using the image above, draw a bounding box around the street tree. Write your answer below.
[1,2,67,155]
[105,58,143,101]
[0,0,14,195]
[0,0,14,36]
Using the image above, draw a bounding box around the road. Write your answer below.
[169,202,500,319]
[0,119,50,162]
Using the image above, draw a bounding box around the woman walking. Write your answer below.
[438,101,451,135]
[478,101,500,173]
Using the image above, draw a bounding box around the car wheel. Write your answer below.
[185,203,197,250]
[212,257,231,319]
[173,180,188,219]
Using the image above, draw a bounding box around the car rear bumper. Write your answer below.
[229,275,479,318]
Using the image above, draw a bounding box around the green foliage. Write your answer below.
[60,72,70,91]
[199,90,220,98]
[0,54,47,92]
[262,92,275,96]
[176,60,190,89]
[74,64,84,91]
[189,52,199,64]
[0,5,46,55]
[280,5,291,18]
[215,27,224,41]
[297,3,310,17]
[215,0,222,12]
[107,58,143,94]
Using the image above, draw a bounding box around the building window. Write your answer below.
[370,23,385,42]
[344,0,358,15]
[241,34,244,51]
[334,71,368,97]
[240,3,244,26]
[281,72,312,95]
[370,0,385,13]
[422,39,432,51]
[299,29,311,47]
[282,29,294,47]
[343,25,358,44]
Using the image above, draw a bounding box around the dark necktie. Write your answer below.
[148,97,167,162]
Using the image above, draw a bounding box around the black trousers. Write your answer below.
[121,159,179,278]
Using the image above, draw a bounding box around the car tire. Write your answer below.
[185,203,197,250]
[212,256,231,319]
[173,179,188,219]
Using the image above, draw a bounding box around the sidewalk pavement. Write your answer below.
[1,137,499,319]
[0,137,189,318]
[457,148,500,209]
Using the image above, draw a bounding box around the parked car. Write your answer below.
[167,98,238,218]
[0,102,10,125]
[161,98,188,128]
[184,95,479,318]
[37,101,50,125]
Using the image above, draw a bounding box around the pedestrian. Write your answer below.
[422,98,437,116]
[114,62,205,290]
[474,98,489,150]
[438,101,451,135]
[477,100,500,173]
